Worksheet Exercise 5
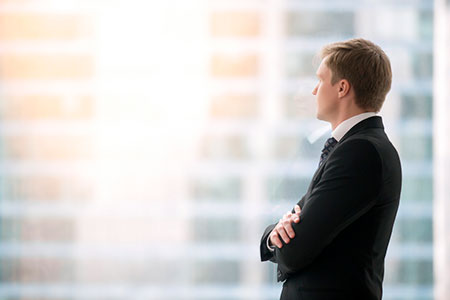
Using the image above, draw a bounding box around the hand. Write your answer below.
[269,205,301,248]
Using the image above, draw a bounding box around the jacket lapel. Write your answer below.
[308,116,384,190]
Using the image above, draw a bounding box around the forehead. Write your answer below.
[316,59,330,77]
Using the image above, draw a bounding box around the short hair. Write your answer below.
[318,38,392,112]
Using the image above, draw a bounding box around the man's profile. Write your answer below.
[260,38,402,300]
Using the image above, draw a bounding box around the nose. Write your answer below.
[312,84,318,95]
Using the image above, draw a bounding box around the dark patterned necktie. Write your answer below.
[319,137,338,166]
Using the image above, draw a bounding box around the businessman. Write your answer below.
[260,38,402,300]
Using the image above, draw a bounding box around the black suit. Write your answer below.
[260,116,402,300]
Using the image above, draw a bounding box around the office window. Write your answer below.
[400,92,432,119]
[267,176,310,203]
[200,135,250,160]
[0,257,74,283]
[210,11,261,37]
[286,11,354,37]
[0,175,93,202]
[389,259,433,285]
[395,218,433,243]
[191,260,241,284]
[412,51,433,79]
[283,93,316,120]
[285,52,316,78]
[210,93,259,119]
[191,217,241,242]
[0,135,92,160]
[210,54,259,78]
[401,175,433,203]
[418,11,433,40]
[0,217,75,242]
[190,177,242,202]
[399,135,432,161]
[0,95,93,120]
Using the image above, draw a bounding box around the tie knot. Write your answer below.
[323,137,338,152]
[319,137,338,166]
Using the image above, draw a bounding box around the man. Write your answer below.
[260,38,402,300]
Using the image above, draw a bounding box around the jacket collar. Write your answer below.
[339,116,384,143]
[310,116,384,184]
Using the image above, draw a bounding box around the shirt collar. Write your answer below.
[332,112,378,142]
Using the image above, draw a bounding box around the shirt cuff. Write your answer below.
[267,235,275,252]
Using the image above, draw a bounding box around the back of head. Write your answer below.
[319,38,392,112]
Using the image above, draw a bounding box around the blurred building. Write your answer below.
[0,4,95,298]
[0,0,435,300]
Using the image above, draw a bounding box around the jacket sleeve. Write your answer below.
[272,139,382,274]
[260,196,307,263]
[260,223,277,262]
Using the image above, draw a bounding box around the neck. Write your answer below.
[330,107,368,131]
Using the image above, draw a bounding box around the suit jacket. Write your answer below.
[260,116,402,300]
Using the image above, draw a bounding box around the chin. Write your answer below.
[316,109,331,122]
[316,112,324,121]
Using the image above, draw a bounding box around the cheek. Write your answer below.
[317,85,325,98]
[319,85,332,98]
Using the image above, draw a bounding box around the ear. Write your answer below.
[337,79,351,98]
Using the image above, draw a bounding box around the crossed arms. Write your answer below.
[260,139,382,274]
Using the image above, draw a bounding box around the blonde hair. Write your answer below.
[319,38,392,112]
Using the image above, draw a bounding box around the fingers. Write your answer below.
[270,207,302,248]
[292,205,301,223]
[291,214,300,223]
[282,213,296,239]
[276,219,291,244]
[270,230,283,248]
[273,213,295,246]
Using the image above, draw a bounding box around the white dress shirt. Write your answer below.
[331,112,377,142]
[267,111,378,251]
